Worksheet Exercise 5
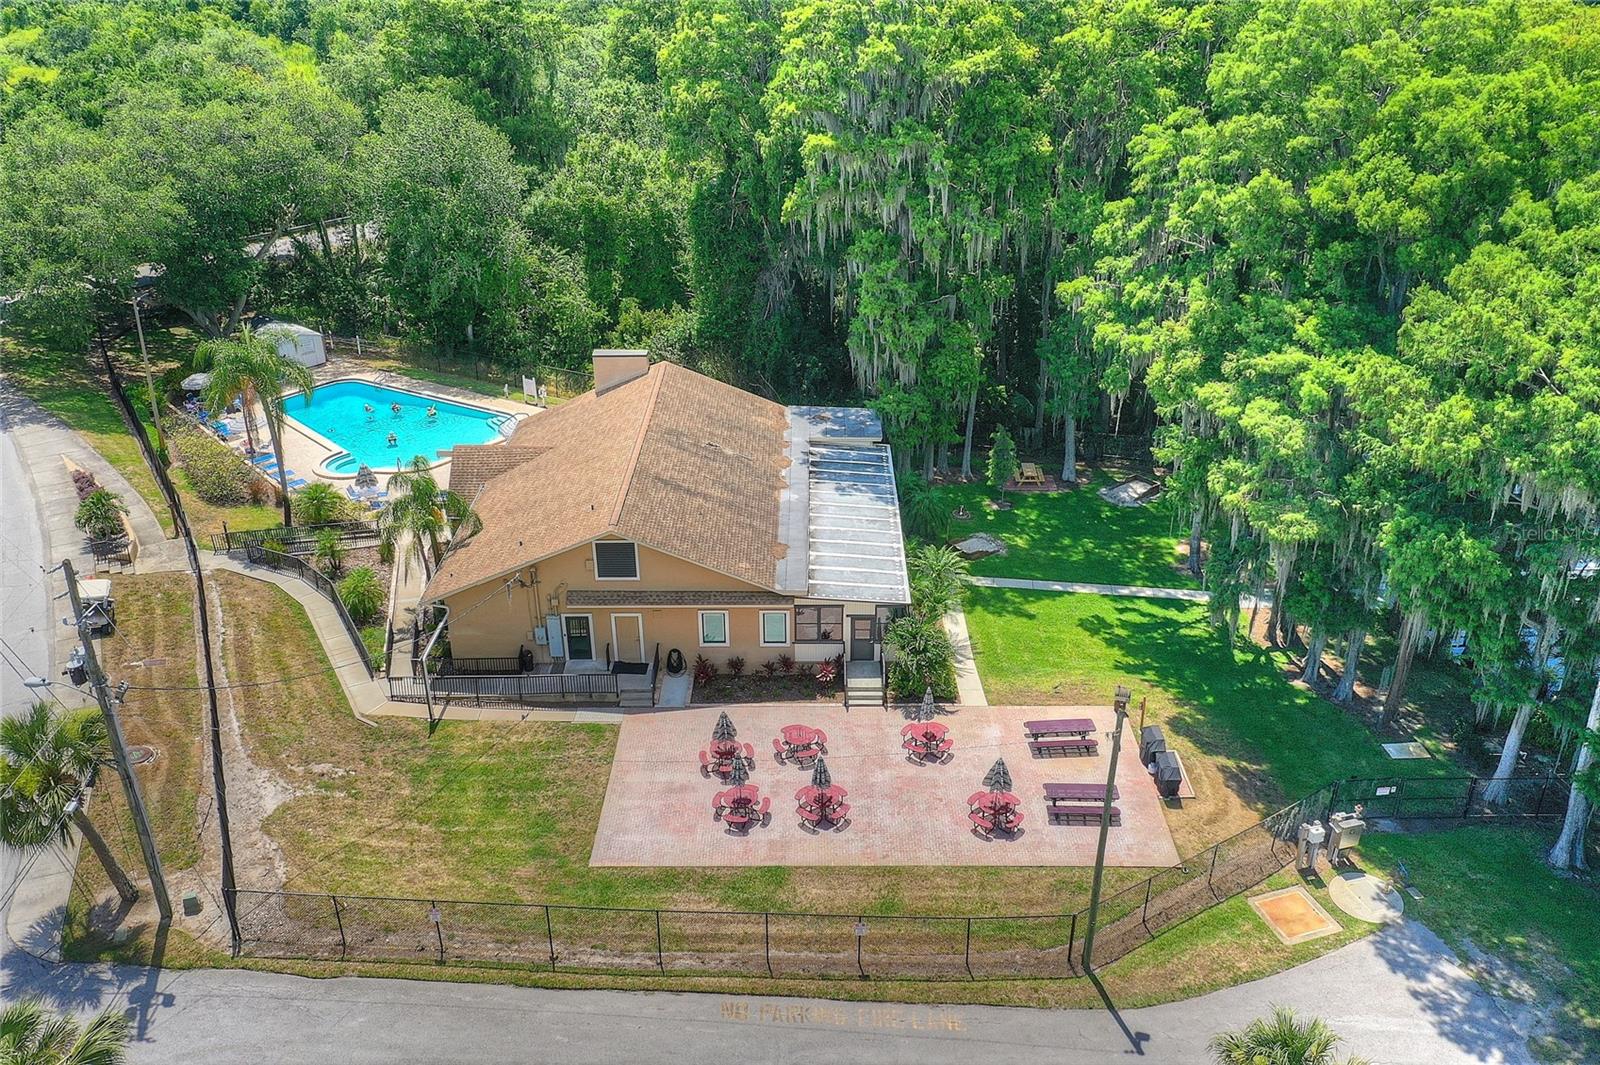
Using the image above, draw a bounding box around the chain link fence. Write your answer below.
[321,334,593,405]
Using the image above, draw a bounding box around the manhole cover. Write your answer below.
[126,745,157,766]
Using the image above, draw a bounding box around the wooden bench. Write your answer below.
[1017,461,1047,486]
[1048,804,1120,826]
[1028,737,1099,757]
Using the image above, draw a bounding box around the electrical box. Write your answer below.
[1326,811,1366,863]
[1296,821,1327,871]
[1139,725,1167,765]
[532,626,548,646]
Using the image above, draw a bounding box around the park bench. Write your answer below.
[1048,804,1120,826]
[1028,737,1099,757]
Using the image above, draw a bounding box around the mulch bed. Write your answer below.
[694,673,843,705]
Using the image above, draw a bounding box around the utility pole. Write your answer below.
[1081,684,1131,973]
[63,558,172,923]
[130,293,164,452]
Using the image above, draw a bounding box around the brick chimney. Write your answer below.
[592,349,650,395]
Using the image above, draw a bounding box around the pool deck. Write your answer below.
[265,360,538,485]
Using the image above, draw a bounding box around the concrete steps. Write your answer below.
[618,687,654,708]
[844,661,884,709]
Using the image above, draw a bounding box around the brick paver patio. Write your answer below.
[590,704,1180,867]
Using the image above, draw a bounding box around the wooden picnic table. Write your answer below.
[1043,782,1118,804]
[1024,718,1096,738]
[1017,461,1046,486]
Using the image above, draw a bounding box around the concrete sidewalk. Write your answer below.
[968,574,1210,601]
[942,604,988,705]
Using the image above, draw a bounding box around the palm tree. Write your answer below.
[197,328,315,527]
[0,703,137,904]
[376,456,482,580]
[1209,1007,1369,1065]
[1,1000,132,1065]
[292,481,344,525]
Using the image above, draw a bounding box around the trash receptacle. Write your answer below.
[1140,725,1167,764]
[1153,750,1182,798]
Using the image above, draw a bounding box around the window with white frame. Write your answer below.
[593,540,639,580]
[698,610,729,646]
[760,610,789,646]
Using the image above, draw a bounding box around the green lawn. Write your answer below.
[1,328,176,536]
[936,474,1194,588]
[1359,826,1599,1064]
[963,587,1449,850]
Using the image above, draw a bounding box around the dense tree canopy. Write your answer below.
[2,0,1597,815]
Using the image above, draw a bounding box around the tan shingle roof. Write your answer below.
[446,445,547,504]
[424,363,789,603]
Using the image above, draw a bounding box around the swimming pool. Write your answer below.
[283,379,515,476]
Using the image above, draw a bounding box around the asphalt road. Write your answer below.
[0,394,66,950]
[0,920,1531,1065]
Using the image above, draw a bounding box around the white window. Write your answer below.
[760,610,789,646]
[593,540,639,580]
[698,610,729,647]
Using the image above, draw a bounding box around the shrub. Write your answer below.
[293,482,346,525]
[338,567,385,624]
[777,653,795,675]
[168,422,254,505]
[898,471,950,542]
[259,533,288,556]
[907,543,969,621]
[885,614,957,700]
[760,659,779,677]
[74,489,126,541]
[726,655,745,677]
[814,657,838,687]
[987,426,1017,500]
[313,527,345,576]
[70,469,100,502]
[693,654,718,685]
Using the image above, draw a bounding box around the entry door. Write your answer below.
[849,616,875,661]
[612,614,645,663]
[563,615,594,661]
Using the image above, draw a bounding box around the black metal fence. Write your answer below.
[230,772,1576,979]
[1330,773,1573,822]
[243,541,375,678]
[387,671,620,705]
[210,520,378,555]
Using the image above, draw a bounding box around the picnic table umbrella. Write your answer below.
[712,710,737,742]
[353,464,379,490]
[727,757,750,787]
[180,371,212,392]
[982,758,1013,794]
[909,687,938,722]
[810,757,831,790]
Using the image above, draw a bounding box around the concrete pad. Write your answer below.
[1382,741,1431,759]
[1328,870,1405,924]
[590,704,1179,868]
[942,606,987,706]
[1248,885,1341,946]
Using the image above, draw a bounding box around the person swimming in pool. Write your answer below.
[426,405,437,418]
[387,431,398,447]
[390,401,402,415]
[363,402,375,416]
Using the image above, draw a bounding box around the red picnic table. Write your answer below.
[795,783,850,826]
[713,784,770,827]
[901,721,952,761]
[700,738,755,779]
[773,723,828,764]
[967,790,1024,834]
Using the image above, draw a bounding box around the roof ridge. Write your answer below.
[608,362,667,528]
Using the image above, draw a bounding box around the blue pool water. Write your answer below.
[284,379,511,475]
